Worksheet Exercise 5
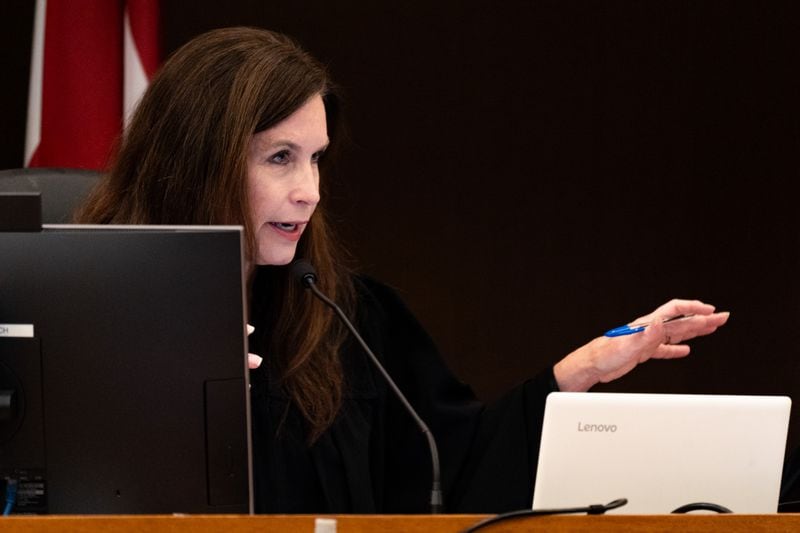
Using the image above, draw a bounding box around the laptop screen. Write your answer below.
[532,392,791,514]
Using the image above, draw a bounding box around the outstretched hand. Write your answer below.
[553,299,730,392]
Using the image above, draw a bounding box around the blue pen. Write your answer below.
[604,314,695,337]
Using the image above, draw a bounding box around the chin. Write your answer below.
[255,249,297,266]
[255,257,295,267]
[253,235,302,266]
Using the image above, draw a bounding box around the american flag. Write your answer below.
[25,0,160,170]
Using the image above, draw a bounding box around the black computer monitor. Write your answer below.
[0,225,253,514]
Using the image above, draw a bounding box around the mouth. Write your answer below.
[266,221,310,241]
[269,222,300,232]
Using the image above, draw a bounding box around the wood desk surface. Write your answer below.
[2,514,800,532]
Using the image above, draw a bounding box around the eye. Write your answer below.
[311,149,327,165]
[269,150,291,165]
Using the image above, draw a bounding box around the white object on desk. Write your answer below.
[533,392,791,514]
[314,517,337,533]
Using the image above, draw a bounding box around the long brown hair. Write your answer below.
[75,27,355,442]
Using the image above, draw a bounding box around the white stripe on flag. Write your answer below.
[123,6,150,128]
[24,0,46,166]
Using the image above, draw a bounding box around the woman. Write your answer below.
[75,27,729,513]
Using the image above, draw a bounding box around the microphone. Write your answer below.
[290,260,443,514]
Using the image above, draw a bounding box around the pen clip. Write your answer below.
[603,314,695,337]
[604,325,646,337]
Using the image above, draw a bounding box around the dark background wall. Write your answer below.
[3,2,800,451]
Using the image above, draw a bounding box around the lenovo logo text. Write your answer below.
[577,422,617,433]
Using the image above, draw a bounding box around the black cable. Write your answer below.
[296,267,443,513]
[671,502,733,514]
[461,498,628,533]
[778,499,800,512]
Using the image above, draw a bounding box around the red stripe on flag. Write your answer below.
[32,1,124,169]
[127,0,161,78]
[28,148,41,168]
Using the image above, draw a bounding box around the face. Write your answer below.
[247,94,327,266]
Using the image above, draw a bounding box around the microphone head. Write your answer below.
[289,259,317,287]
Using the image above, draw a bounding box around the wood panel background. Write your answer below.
[2,1,799,455]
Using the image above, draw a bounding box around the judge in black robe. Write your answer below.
[249,272,557,513]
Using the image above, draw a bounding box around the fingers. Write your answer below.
[664,311,730,343]
[248,353,263,369]
[634,299,719,325]
[644,307,728,359]
[246,323,262,369]
[642,311,692,360]
[653,343,691,360]
[664,299,717,317]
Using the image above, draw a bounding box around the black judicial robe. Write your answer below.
[248,272,558,514]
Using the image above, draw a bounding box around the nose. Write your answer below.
[290,164,320,207]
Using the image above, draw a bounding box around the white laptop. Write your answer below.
[532,392,791,514]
